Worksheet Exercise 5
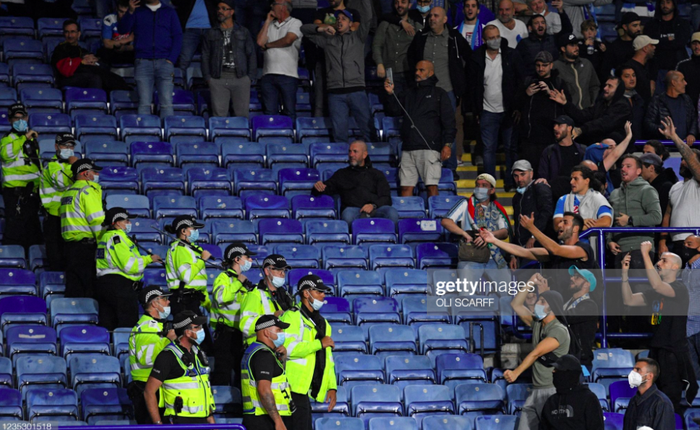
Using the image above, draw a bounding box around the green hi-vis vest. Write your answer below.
[39,156,73,216]
[97,229,152,281]
[241,342,292,416]
[128,315,170,383]
[211,269,248,331]
[158,343,215,418]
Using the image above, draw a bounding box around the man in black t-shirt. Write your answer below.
[621,242,698,415]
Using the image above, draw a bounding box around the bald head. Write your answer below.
[666,70,687,96]
[498,0,514,23]
[581,160,598,171]
[428,7,447,33]
[664,252,682,269]
[415,60,435,82]
[348,140,368,167]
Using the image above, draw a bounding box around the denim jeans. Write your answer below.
[135,58,175,118]
[480,110,515,186]
[341,206,400,227]
[443,90,458,172]
[327,91,372,143]
[259,74,298,119]
[178,28,208,76]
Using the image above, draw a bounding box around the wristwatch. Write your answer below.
[628,216,634,226]
[443,142,452,149]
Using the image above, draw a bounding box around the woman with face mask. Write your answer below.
[210,242,258,387]
[96,207,162,331]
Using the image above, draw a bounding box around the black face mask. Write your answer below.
[680,165,693,179]
[680,245,700,266]
[553,370,581,394]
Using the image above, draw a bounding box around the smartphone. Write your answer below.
[386,67,394,84]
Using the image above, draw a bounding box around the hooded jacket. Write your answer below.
[311,157,393,211]
[385,74,456,152]
[540,383,604,430]
[607,176,663,251]
[118,4,183,64]
[644,0,692,71]
[467,38,524,116]
[554,55,600,110]
[644,92,698,139]
[517,69,568,144]
[563,80,632,145]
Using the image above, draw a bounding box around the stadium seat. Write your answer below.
[245,194,290,220]
[587,383,610,411]
[452,296,500,353]
[105,194,150,218]
[603,412,624,430]
[3,37,43,63]
[354,297,400,326]
[506,383,533,414]
[252,115,294,141]
[110,90,139,115]
[278,167,319,196]
[221,141,264,167]
[69,354,121,396]
[211,385,242,419]
[12,63,55,85]
[416,243,458,269]
[319,297,353,325]
[21,88,63,111]
[130,219,163,246]
[309,142,349,168]
[322,245,368,270]
[418,324,469,359]
[385,354,434,388]
[153,196,197,219]
[591,348,635,390]
[0,295,47,334]
[352,218,397,245]
[436,353,488,389]
[26,388,79,422]
[367,142,396,166]
[209,117,250,141]
[99,166,140,193]
[403,385,455,425]
[398,219,442,244]
[177,142,220,166]
[0,268,36,296]
[164,115,206,141]
[80,388,133,424]
[15,355,68,400]
[401,296,451,328]
[0,388,22,421]
[368,417,418,430]
[28,245,46,271]
[141,167,186,195]
[368,245,414,270]
[85,140,129,166]
[381,117,403,141]
[266,142,308,168]
[306,220,351,245]
[211,220,257,245]
[609,380,637,412]
[338,271,383,298]
[290,195,335,219]
[386,269,429,297]
[0,16,34,37]
[455,383,506,417]
[74,114,118,140]
[351,384,403,422]
[331,325,366,354]
[316,417,364,430]
[392,197,425,219]
[59,325,110,361]
[38,272,65,307]
[49,298,99,332]
[258,218,303,245]
[65,88,108,113]
[199,195,244,220]
[120,114,162,142]
[474,415,518,430]
[273,244,320,269]
[428,195,465,218]
[187,167,231,196]
[130,141,174,167]
[335,355,384,391]
[0,244,26,268]
[6,325,57,364]
[0,86,16,108]
[233,168,277,195]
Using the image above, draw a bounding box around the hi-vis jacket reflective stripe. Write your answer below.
[0,132,40,189]
[97,229,152,280]
[211,269,248,331]
[241,342,292,416]
[159,343,215,418]
[280,308,337,401]
[40,156,73,216]
[129,314,170,382]
[165,241,207,292]
[60,179,104,242]
[240,287,279,344]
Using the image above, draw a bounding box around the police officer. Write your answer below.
[128,285,175,424]
[60,159,104,298]
[281,274,337,430]
[96,207,163,330]
[239,254,294,345]
[241,314,294,430]
[210,242,257,386]
[164,215,212,316]
[39,132,77,271]
[145,310,215,425]
[0,102,42,252]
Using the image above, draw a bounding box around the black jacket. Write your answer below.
[171,0,217,29]
[563,81,631,145]
[565,297,598,368]
[644,93,698,139]
[407,25,471,97]
[516,70,568,144]
[512,181,553,246]
[311,158,393,211]
[467,38,524,116]
[623,385,675,430]
[601,37,635,79]
[676,55,700,107]
[385,75,456,152]
[644,0,692,71]
[650,169,677,217]
[516,33,559,77]
[540,384,604,430]
[201,23,257,81]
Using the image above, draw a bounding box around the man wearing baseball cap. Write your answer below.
[95,207,162,331]
[240,254,295,345]
[1,102,42,253]
[564,265,599,368]
[241,314,293,430]
[511,160,553,267]
[60,158,104,298]
[144,311,215,425]
[553,32,599,110]
[39,132,78,271]
[164,215,212,317]
[538,115,584,199]
[280,275,337,430]
[621,34,658,103]
[601,12,641,78]
[676,32,700,108]
[128,285,174,424]
[210,242,257,386]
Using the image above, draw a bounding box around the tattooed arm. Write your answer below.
[257,380,287,430]
[659,116,700,183]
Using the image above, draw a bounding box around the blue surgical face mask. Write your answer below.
[516,186,528,194]
[473,188,490,202]
[59,148,74,159]
[417,4,431,12]
[310,296,324,311]
[191,328,205,345]
[272,331,286,348]
[534,304,549,320]
[240,259,252,272]
[12,119,27,133]
[158,305,170,320]
[124,223,132,234]
[91,174,100,184]
[189,229,200,242]
[272,276,285,288]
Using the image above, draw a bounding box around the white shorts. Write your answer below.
[399,149,442,187]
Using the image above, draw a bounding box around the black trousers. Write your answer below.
[43,214,65,272]
[95,274,139,331]
[170,290,214,353]
[127,380,152,424]
[291,392,312,430]
[168,416,210,424]
[57,68,131,92]
[650,347,687,415]
[63,240,97,298]
[243,414,293,430]
[2,187,42,253]
[211,326,244,387]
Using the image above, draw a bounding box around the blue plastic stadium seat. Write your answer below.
[305,220,351,245]
[0,86,16,108]
[368,324,416,358]
[27,388,79,422]
[49,298,99,332]
[153,196,197,219]
[15,355,68,400]
[296,117,333,143]
[587,382,610,412]
[209,117,250,141]
[130,141,174,167]
[404,385,455,425]
[316,417,364,430]
[320,297,353,324]
[199,195,243,220]
[591,349,635,390]
[418,324,469,360]
[221,141,264,167]
[436,353,487,390]
[211,220,257,245]
[3,38,43,63]
[290,195,335,219]
[233,168,277,195]
[252,115,294,141]
[452,296,500,354]
[0,244,26,268]
[278,167,319,195]
[258,218,303,245]
[105,194,150,218]
[335,355,384,391]
[12,64,55,85]
[0,357,11,388]
[0,295,47,334]
[331,325,366,353]
[295,91,311,113]
[401,296,451,329]
[455,383,505,417]
[211,386,242,419]
[322,245,368,270]
[309,142,348,168]
[273,244,320,269]
[84,140,128,166]
[385,355,435,388]
[164,115,206,141]
[392,197,425,219]
[310,386,348,416]
[21,88,63,112]
[75,114,118,139]
[110,90,139,114]
[506,383,533,414]
[120,114,162,142]
[80,388,133,424]
[156,89,195,115]
[338,271,383,298]
[474,415,518,430]
[141,167,185,195]
[6,324,57,364]
[428,195,465,218]
[59,325,110,361]
[398,219,442,244]
[367,142,396,165]
[0,17,35,37]
[37,17,67,39]
[352,218,396,246]
[65,87,108,113]
[368,245,414,270]
[386,269,429,298]
[69,354,121,396]
[0,268,37,296]
[177,142,220,167]
[245,194,290,220]
[416,243,458,269]
[99,166,140,193]
[0,388,22,421]
[38,271,65,307]
[266,142,308,168]
[603,412,624,430]
[351,384,402,422]
[609,380,637,413]
[187,167,230,196]
[353,297,400,326]
[381,117,403,141]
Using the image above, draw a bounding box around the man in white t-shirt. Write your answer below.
[487,0,528,48]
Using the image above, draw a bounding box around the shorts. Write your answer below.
[399,149,442,187]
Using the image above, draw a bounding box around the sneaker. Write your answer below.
[473,155,484,167]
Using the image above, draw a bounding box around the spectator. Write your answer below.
[302,3,373,143]
[487,0,528,48]
[232,0,266,37]
[553,32,600,110]
[441,173,512,286]
[312,141,399,225]
[172,0,218,78]
[516,15,566,76]
[515,50,567,170]
[562,267,599,369]
[562,0,612,39]
[645,71,698,144]
[118,0,183,118]
[384,61,455,197]
[553,164,613,231]
[618,64,645,141]
[676,32,700,108]
[51,19,131,91]
[257,0,303,119]
[657,117,700,263]
[540,355,604,430]
[682,234,700,378]
[384,0,431,29]
[601,12,641,79]
[607,154,663,268]
[373,0,423,99]
[97,0,135,68]
[578,19,606,82]
[621,245,698,414]
[644,0,692,89]
[642,139,680,183]
[455,0,495,49]
[538,115,585,200]
[640,153,675,220]
[550,75,631,146]
[523,0,568,35]
[506,288,570,430]
[582,121,634,194]
[622,35,658,104]
[510,159,554,269]
[622,358,676,430]
[468,25,523,191]
[201,0,257,118]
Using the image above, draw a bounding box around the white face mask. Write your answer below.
[628,370,645,388]
[308,294,324,311]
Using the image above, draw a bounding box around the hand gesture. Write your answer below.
[534,178,550,186]
[128,0,139,13]
[479,229,497,244]
[275,345,287,357]
[401,19,415,36]
[624,120,632,137]
[687,135,696,145]
[658,116,678,141]
[376,64,386,78]
[549,88,567,105]
[504,369,518,383]
[201,250,212,261]
[314,181,326,192]
[519,212,536,230]
[621,252,631,272]
[526,82,541,96]
[509,256,519,270]
[640,241,653,255]
[551,0,563,12]
[473,233,486,248]
[321,25,336,35]
[583,218,597,230]
[608,241,621,255]
[267,10,276,22]
[151,254,162,263]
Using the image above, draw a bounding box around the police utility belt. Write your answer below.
[171,284,205,303]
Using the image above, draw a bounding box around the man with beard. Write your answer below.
[516,15,567,76]
[554,32,599,110]
[540,355,604,429]
[455,0,494,49]
[516,51,568,170]
[644,0,692,88]
[622,35,658,104]
[487,0,528,48]
[682,234,700,379]
[562,267,599,368]
[676,32,700,108]
[539,115,584,199]
[645,71,697,144]
[640,153,675,219]
[550,75,631,146]
[601,12,641,78]
[618,64,645,141]
[553,164,612,231]
[622,243,698,414]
